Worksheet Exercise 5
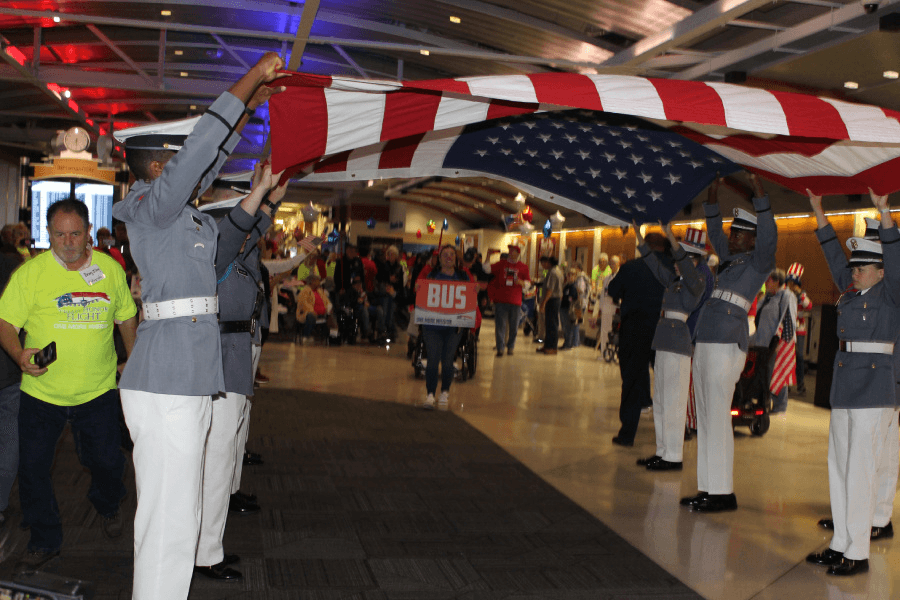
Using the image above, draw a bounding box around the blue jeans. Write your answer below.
[302,313,320,337]
[379,293,397,341]
[423,327,462,394]
[494,302,520,352]
[0,381,20,512]
[560,309,577,348]
[356,304,384,338]
[18,389,126,552]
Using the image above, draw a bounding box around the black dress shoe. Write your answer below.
[636,455,660,466]
[229,493,260,515]
[806,548,843,566]
[243,451,263,466]
[827,558,869,576]
[611,436,634,447]
[233,490,258,502]
[222,554,240,566]
[818,518,834,530]
[691,493,737,512]
[871,521,893,540]
[680,492,708,506]
[646,459,683,471]
[194,563,243,581]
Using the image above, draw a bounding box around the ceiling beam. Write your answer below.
[391,197,477,228]
[211,33,251,69]
[602,0,775,68]
[0,64,231,96]
[86,24,156,87]
[433,0,616,57]
[677,0,900,79]
[401,189,502,223]
[331,45,369,79]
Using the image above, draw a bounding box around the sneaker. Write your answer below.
[14,548,60,573]
[438,391,449,411]
[421,394,435,410]
[102,511,124,539]
[254,371,270,384]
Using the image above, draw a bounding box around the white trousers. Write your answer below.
[196,391,243,566]
[121,390,212,600]
[232,343,262,493]
[828,407,897,560]
[692,342,746,495]
[652,351,692,462]
[874,413,899,527]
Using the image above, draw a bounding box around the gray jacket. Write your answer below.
[693,195,777,352]
[817,223,900,409]
[641,243,704,357]
[217,210,271,396]
[112,91,244,395]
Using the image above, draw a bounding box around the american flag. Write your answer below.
[269,72,900,220]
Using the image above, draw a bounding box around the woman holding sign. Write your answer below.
[417,245,474,411]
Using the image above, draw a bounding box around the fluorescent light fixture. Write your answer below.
[52,16,60,22]
[884,71,899,79]
[449,16,461,24]
[420,49,430,56]
[179,71,188,77]
[161,10,172,16]
[844,81,859,89]
[189,104,197,110]
[174,50,183,56]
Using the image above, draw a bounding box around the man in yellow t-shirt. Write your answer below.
[0,199,137,573]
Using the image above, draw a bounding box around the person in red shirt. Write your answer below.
[488,244,530,357]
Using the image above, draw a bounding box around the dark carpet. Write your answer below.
[0,389,702,599]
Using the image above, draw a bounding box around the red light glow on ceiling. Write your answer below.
[3,44,28,67]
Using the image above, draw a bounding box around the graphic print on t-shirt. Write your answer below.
[55,291,111,328]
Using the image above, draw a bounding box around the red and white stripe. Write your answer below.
[770,339,797,395]
[270,71,900,189]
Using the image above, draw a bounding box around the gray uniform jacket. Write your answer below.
[817,223,900,409]
[693,195,777,352]
[217,209,271,397]
[112,91,244,395]
[750,288,795,347]
[640,243,704,357]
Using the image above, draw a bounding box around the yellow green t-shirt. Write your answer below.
[0,249,137,406]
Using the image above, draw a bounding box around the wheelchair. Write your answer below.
[411,325,477,382]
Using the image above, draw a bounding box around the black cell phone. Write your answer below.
[34,341,57,368]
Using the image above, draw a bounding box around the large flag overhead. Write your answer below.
[269,72,900,224]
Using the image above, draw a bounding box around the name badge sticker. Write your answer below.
[80,264,106,286]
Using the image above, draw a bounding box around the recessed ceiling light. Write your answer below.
[884,71,899,79]
[52,16,60,22]
[844,81,859,90]
[161,10,172,16]
[419,49,430,56]
[449,16,461,24]
[174,50,183,56]
[180,71,188,77]
[189,104,197,110]
[63,90,71,98]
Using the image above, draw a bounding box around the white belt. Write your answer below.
[142,296,218,320]
[662,310,688,322]
[711,289,751,311]
[839,340,894,354]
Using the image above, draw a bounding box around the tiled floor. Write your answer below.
[1,319,895,599]
[261,322,899,600]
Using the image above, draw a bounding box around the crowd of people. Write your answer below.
[0,52,895,599]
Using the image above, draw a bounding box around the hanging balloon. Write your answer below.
[442,218,449,231]
[293,226,304,241]
[366,215,376,229]
[416,229,422,238]
[521,205,533,223]
[543,219,552,239]
[327,225,340,244]
[519,221,534,235]
[455,235,461,246]
[300,202,319,222]
[503,214,516,231]
[427,219,436,234]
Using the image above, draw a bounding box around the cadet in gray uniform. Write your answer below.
[633,222,706,471]
[111,53,286,600]
[194,164,286,581]
[805,190,900,576]
[683,174,777,513]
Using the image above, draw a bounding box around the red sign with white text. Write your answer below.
[414,281,478,327]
